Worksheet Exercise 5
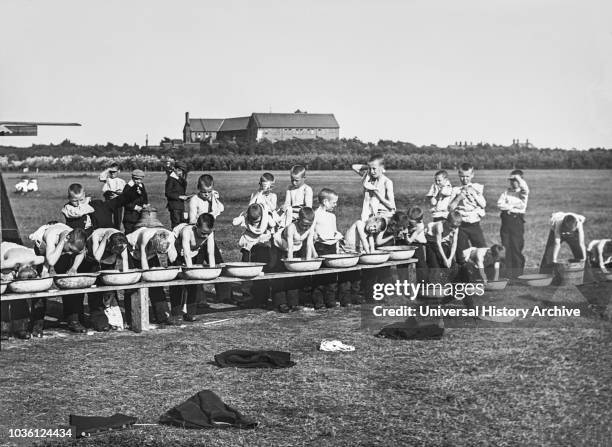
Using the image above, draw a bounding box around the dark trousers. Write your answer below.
[457,221,487,263]
[1,300,30,334]
[312,242,338,307]
[123,211,139,235]
[411,243,428,283]
[500,212,525,278]
[269,245,308,308]
[242,244,272,306]
[81,258,116,331]
[433,216,446,222]
[112,207,123,231]
[124,255,166,325]
[168,208,185,229]
[31,252,84,327]
[538,230,590,277]
[425,241,457,283]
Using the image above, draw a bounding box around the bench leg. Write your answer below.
[131,287,150,333]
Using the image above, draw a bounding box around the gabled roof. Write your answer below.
[188,119,224,132]
[251,113,339,129]
[219,116,250,132]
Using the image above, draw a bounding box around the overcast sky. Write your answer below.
[1,0,611,149]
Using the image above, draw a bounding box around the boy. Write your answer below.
[170,213,220,321]
[457,244,505,284]
[587,239,612,274]
[99,163,126,229]
[235,203,275,262]
[1,241,45,340]
[83,228,129,331]
[282,165,313,227]
[426,170,453,221]
[270,207,316,312]
[28,223,88,335]
[126,211,178,326]
[539,212,587,274]
[352,154,396,222]
[448,163,487,264]
[122,169,149,234]
[188,174,224,223]
[312,188,343,309]
[401,207,428,283]
[249,172,280,226]
[165,161,189,228]
[62,183,95,235]
[425,211,463,283]
[497,170,529,278]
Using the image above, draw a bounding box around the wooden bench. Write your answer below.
[1,259,417,332]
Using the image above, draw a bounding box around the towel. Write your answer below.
[159,390,257,429]
[214,350,295,368]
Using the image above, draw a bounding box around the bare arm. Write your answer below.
[552,227,561,263]
[447,230,458,268]
[577,222,586,260]
[182,228,194,267]
[304,187,313,208]
[493,262,500,281]
[188,198,199,224]
[45,232,68,267]
[120,248,129,272]
[351,164,367,175]
[207,233,216,267]
[68,250,85,274]
[286,226,295,259]
[92,231,113,262]
[139,231,154,270]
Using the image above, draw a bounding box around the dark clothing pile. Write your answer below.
[214,350,295,369]
[159,390,257,429]
[377,318,444,340]
[69,413,138,438]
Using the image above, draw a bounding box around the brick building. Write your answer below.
[183,111,339,143]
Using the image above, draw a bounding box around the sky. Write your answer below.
[1,0,611,149]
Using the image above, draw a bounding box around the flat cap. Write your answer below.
[131,169,145,178]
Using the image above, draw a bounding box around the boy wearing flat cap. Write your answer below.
[165,161,189,229]
[122,169,149,234]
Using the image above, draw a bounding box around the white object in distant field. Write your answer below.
[27,179,38,192]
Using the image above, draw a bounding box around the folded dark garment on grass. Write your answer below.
[377,318,444,340]
[214,349,296,368]
[69,413,138,438]
[159,390,257,429]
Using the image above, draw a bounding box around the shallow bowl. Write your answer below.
[223,262,266,279]
[484,278,509,291]
[53,273,98,290]
[378,245,417,261]
[605,273,612,282]
[99,269,142,286]
[518,273,553,287]
[282,258,323,272]
[141,267,181,282]
[181,264,223,280]
[321,253,360,268]
[359,252,391,265]
[8,277,54,294]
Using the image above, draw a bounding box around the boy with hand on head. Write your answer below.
[170,213,221,320]
[352,154,396,222]
[28,223,89,334]
[165,161,190,228]
[448,163,487,264]
[250,172,281,226]
[282,165,313,227]
[122,169,149,234]
[426,170,453,222]
[62,183,95,235]
[270,207,316,312]
[312,188,344,309]
[188,174,224,223]
[497,170,529,278]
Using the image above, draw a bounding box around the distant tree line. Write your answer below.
[0,138,610,171]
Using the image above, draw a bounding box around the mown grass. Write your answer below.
[1,169,611,446]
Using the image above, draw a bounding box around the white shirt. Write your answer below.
[497,178,529,214]
[313,207,339,245]
[450,183,486,223]
[426,181,453,219]
[188,192,224,221]
[99,170,126,194]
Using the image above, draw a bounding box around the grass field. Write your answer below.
[1,169,612,446]
[4,169,612,268]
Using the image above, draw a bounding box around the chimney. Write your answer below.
[185,112,190,125]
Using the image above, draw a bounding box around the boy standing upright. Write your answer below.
[122,169,149,234]
[165,161,189,228]
[98,163,126,229]
[497,170,529,277]
[352,154,396,222]
[449,163,487,263]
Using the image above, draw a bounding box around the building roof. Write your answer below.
[219,116,250,132]
[251,113,339,129]
[188,119,224,132]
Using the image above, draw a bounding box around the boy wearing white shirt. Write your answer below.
[426,170,453,221]
[449,163,487,264]
[188,174,224,222]
[497,170,529,277]
[99,164,126,229]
